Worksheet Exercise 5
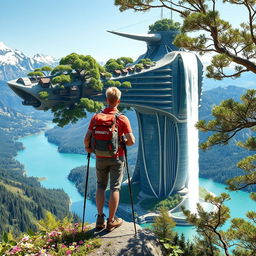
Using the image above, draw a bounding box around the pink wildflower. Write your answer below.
[21,235,30,242]
[86,244,92,248]
[78,240,84,245]
[66,250,72,255]
[61,244,67,248]
[10,245,22,254]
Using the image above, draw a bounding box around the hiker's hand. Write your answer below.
[85,147,93,153]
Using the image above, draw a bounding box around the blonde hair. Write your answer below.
[106,87,121,105]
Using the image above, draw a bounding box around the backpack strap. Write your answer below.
[115,111,123,119]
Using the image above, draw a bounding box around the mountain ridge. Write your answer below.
[0,41,58,81]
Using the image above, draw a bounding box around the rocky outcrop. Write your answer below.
[87,221,164,256]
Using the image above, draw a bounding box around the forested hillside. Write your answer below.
[0,100,70,237]
[199,86,256,192]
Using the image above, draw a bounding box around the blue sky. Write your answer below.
[1,0,165,61]
[1,0,245,63]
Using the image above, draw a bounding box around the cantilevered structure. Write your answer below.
[8,28,203,203]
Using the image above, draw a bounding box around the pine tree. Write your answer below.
[151,207,176,240]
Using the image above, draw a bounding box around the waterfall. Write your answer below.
[182,52,199,213]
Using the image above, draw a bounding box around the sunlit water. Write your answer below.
[182,52,200,213]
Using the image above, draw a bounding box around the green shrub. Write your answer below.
[88,78,103,91]
[140,194,182,211]
[38,91,49,100]
[51,74,71,85]
[149,19,180,32]
[121,81,132,88]
[27,71,44,77]
[104,80,121,87]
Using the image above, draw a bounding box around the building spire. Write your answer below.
[107,30,162,43]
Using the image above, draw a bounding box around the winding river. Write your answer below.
[16,130,254,239]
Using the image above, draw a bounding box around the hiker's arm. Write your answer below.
[84,130,93,153]
[125,133,135,146]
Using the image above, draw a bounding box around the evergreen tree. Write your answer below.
[151,206,176,240]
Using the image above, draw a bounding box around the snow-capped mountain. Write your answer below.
[0,42,58,81]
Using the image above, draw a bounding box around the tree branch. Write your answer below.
[243,0,256,44]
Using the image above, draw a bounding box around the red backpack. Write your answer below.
[91,112,123,157]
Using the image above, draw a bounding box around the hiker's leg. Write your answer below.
[96,159,109,215]
[108,190,119,220]
[109,158,124,220]
[96,188,105,215]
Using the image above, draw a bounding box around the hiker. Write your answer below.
[84,87,135,231]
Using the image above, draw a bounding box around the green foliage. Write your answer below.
[149,18,180,32]
[138,58,155,67]
[40,66,52,72]
[38,91,49,100]
[80,98,103,113]
[51,65,72,75]
[121,81,132,88]
[52,99,103,127]
[104,59,123,73]
[226,154,256,192]
[104,80,121,87]
[135,63,143,71]
[60,53,102,83]
[37,211,64,232]
[104,57,133,73]
[160,242,183,256]
[29,66,53,77]
[140,194,182,211]
[51,74,72,85]
[40,66,53,76]
[88,77,103,91]
[0,212,101,255]
[40,53,134,126]
[183,193,230,256]
[151,207,176,240]
[116,57,133,66]
[183,193,256,256]
[102,72,112,79]
[45,53,105,126]
[68,165,97,199]
[27,71,44,77]
[227,210,256,255]
[51,103,87,127]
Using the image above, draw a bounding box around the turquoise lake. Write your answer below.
[16,131,254,239]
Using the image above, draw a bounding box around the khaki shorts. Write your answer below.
[96,157,124,191]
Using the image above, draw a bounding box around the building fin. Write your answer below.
[107,30,161,43]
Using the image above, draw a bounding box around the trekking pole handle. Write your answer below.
[121,135,127,153]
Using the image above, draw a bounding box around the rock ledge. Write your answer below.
[87,221,164,256]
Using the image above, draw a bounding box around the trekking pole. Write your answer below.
[122,139,137,236]
[81,152,90,232]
